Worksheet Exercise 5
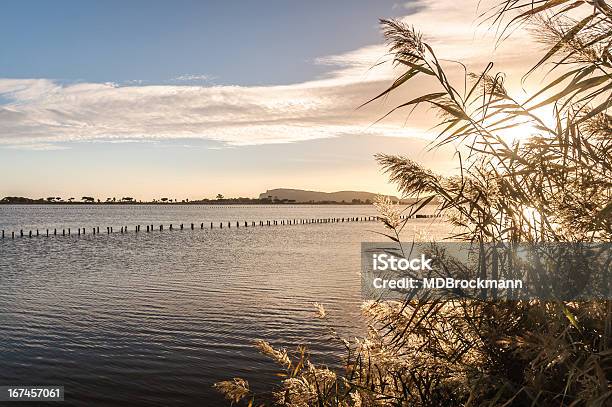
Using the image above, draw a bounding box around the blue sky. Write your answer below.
[0,1,535,200]
[0,0,408,85]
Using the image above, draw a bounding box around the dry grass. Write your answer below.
[216,2,611,405]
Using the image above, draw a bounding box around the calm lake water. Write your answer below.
[0,205,448,406]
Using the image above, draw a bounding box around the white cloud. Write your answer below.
[171,74,215,83]
[0,0,539,151]
[4,142,69,151]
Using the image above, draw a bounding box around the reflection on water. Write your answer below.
[0,205,448,406]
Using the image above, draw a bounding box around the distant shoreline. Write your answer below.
[2,192,432,206]
[0,201,379,206]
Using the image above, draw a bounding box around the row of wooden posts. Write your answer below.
[1,214,440,239]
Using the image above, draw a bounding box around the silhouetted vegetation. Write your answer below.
[216,2,611,405]
[1,196,383,205]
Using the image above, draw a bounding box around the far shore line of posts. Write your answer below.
[1,214,441,240]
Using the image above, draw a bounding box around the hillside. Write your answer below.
[258,189,400,203]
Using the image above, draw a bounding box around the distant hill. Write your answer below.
[258,189,401,203]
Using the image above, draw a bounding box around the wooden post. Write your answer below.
[97,227,100,234]
[20,229,23,237]
[63,229,65,236]
[54,228,57,236]
[29,230,32,238]
[36,229,39,236]
[47,229,49,237]
[2,230,4,239]
[201,222,204,229]
[220,222,223,229]
[180,224,183,230]
[12,231,14,239]
[78,228,81,236]
[160,225,163,231]
[170,224,173,230]
[210,222,213,229]
[191,223,194,230]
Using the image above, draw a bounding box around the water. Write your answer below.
[0,205,448,406]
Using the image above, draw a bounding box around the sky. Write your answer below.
[0,0,540,200]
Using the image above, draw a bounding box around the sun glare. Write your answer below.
[494,105,556,144]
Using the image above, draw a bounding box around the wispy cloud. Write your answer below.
[170,74,216,83]
[5,142,69,151]
[0,0,538,151]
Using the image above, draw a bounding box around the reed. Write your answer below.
[216,2,611,405]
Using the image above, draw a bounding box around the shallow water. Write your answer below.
[0,205,448,406]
